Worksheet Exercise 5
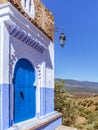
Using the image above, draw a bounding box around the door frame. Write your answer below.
[13,58,36,123]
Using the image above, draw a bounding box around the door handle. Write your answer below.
[20,91,24,100]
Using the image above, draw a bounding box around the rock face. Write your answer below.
[0,0,54,41]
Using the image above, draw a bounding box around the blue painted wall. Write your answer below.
[0,84,1,129]
[40,88,54,116]
[35,117,62,130]
[45,88,54,114]
[0,84,10,130]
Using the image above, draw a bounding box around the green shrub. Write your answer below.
[94,122,98,129]
[95,106,98,111]
[54,81,78,126]
[95,102,98,106]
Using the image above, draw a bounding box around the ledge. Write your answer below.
[7,113,62,130]
[32,113,62,130]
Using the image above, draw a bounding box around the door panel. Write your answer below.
[14,59,36,123]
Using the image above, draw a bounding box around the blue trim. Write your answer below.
[9,26,46,53]
[40,88,54,116]
[0,84,10,130]
[40,88,46,116]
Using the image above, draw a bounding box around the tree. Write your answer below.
[54,80,78,126]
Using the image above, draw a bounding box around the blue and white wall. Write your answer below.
[0,17,10,130]
[0,2,62,130]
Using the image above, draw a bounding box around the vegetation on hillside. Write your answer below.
[54,80,78,126]
[54,80,98,130]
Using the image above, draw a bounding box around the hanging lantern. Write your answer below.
[59,33,66,47]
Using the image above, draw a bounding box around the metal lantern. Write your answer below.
[59,33,66,47]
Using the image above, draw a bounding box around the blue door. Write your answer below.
[13,59,36,123]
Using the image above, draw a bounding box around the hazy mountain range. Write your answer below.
[56,78,98,94]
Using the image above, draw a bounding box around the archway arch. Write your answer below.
[13,58,36,123]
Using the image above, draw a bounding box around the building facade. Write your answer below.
[0,0,62,130]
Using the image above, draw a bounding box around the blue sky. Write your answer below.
[42,0,98,82]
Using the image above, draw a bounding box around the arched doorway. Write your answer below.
[13,58,36,123]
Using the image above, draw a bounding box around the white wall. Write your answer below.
[0,2,54,129]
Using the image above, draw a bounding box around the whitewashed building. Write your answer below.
[0,0,62,130]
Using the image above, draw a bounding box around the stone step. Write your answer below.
[55,125,77,130]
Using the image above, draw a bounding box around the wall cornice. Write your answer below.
[0,0,54,42]
[0,2,51,49]
[9,25,47,53]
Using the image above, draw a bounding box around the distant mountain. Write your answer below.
[55,78,98,94]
